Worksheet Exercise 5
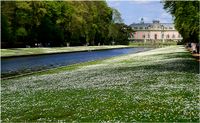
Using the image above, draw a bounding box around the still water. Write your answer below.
[1,48,151,75]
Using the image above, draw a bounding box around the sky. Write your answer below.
[106,0,173,25]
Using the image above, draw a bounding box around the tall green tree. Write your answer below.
[1,15,10,43]
[1,1,130,48]
[163,1,200,43]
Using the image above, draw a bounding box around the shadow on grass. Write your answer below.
[116,52,199,74]
[152,51,193,59]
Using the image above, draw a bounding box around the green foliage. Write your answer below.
[1,14,10,42]
[108,22,134,45]
[16,27,27,37]
[163,1,200,43]
[1,1,130,48]
[112,8,123,23]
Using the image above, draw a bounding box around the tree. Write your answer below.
[1,1,128,48]
[112,8,123,24]
[107,8,133,45]
[163,1,200,43]
[1,14,10,43]
[15,27,28,46]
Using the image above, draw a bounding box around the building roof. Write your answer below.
[129,20,174,28]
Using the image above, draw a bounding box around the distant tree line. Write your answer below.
[163,1,199,43]
[1,1,133,48]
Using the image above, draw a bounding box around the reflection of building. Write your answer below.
[129,18,182,42]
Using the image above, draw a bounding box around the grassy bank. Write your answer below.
[1,46,199,122]
[129,41,177,48]
[1,45,130,57]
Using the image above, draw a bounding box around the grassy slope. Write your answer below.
[129,41,177,48]
[1,46,199,122]
[1,45,130,57]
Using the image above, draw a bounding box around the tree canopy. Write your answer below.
[1,1,133,48]
[163,1,199,43]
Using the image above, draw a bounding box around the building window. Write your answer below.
[155,34,157,40]
[165,27,167,29]
[162,34,164,38]
[172,34,175,38]
[169,27,173,29]
[129,33,134,38]
[166,34,170,39]
[148,33,150,38]
[140,27,143,29]
[134,27,138,29]
[143,34,145,39]
[145,27,148,29]
[178,34,181,38]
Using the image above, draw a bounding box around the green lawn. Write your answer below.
[1,46,199,122]
[129,40,177,48]
[1,45,130,57]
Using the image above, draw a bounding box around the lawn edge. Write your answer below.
[1,46,132,58]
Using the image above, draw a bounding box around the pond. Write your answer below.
[1,47,152,76]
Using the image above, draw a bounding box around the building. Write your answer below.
[129,18,182,42]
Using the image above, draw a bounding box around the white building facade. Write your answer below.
[129,19,182,42]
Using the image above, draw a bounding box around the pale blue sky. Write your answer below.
[106,0,173,25]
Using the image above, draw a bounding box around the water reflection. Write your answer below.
[1,48,151,74]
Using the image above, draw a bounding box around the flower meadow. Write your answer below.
[1,46,199,122]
